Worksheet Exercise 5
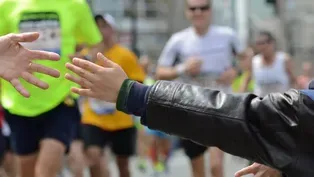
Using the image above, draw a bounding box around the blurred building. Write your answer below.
[285,0,314,73]
[87,0,172,59]
[248,0,314,73]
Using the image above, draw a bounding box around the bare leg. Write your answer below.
[35,139,65,177]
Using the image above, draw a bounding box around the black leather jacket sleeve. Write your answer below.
[141,80,314,176]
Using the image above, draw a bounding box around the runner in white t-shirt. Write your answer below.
[156,0,243,177]
[240,31,296,97]
[236,31,295,177]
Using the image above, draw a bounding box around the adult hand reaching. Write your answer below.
[65,53,127,102]
[235,163,282,177]
[0,32,60,97]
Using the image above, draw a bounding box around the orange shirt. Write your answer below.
[82,44,146,131]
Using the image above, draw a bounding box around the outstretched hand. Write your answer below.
[0,32,60,97]
[65,53,128,102]
[235,163,282,177]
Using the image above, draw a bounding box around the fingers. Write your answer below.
[97,53,116,68]
[9,32,40,43]
[10,78,30,98]
[70,87,94,97]
[29,50,60,61]
[65,62,96,82]
[234,164,257,177]
[29,63,60,78]
[21,72,49,90]
[71,57,103,72]
[68,53,84,60]
[65,73,93,88]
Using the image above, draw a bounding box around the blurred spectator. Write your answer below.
[232,47,255,93]
[241,31,296,96]
[81,13,146,177]
[297,61,313,89]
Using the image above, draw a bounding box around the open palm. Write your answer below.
[0,32,60,97]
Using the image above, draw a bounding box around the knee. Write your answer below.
[35,164,53,177]
[86,147,102,167]
[210,162,223,176]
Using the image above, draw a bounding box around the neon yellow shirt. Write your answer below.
[232,72,254,93]
[0,0,102,117]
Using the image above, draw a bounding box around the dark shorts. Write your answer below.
[4,135,11,152]
[0,130,6,164]
[68,101,82,141]
[82,124,136,156]
[5,102,80,155]
[180,139,207,160]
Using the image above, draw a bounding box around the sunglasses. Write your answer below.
[188,5,210,12]
[255,40,270,45]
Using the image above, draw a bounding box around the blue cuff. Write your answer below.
[300,90,314,101]
[126,82,151,116]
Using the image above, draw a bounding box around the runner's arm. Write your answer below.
[239,71,252,92]
[155,35,183,80]
[239,61,252,92]
[73,0,104,62]
[217,29,244,85]
[284,54,296,88]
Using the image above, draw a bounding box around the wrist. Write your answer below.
[116,79,150,116]
[175,63,186,76]
[116,79,135,113]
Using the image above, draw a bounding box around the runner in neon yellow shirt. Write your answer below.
[0,0,103,176]
[233,47,255,93]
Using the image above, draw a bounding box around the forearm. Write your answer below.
[155,67,181,80]
[239,72,251,92]
[290,75,297,88]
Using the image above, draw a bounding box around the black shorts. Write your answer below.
[180,139,207,160]
[4,135,11,152]
[73,124,83,141]
[82,124,136,156]
[5,102,80,155]
[68,101,82,141]
[0,130,6,164]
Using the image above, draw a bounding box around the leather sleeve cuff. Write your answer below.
[116,79,135,113]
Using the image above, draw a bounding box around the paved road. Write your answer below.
[61,150,253,177]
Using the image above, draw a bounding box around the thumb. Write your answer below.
[9,32,40,43]
[234,164,258,177]
[97,52,116,68]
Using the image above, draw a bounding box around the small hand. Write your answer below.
[216,67,237,85]
[0,32,60,97]
[65,53,127,102]
[185,57,202,76]
[235,163,282,177]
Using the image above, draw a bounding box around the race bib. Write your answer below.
[19,12,61,54]
[89,98,116,115]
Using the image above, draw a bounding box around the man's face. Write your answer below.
[96,19,114,40]
[255,35,274,54]
[185,0,211,29]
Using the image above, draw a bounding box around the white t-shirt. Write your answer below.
[252,52,290,97]
[158,25,242,90]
